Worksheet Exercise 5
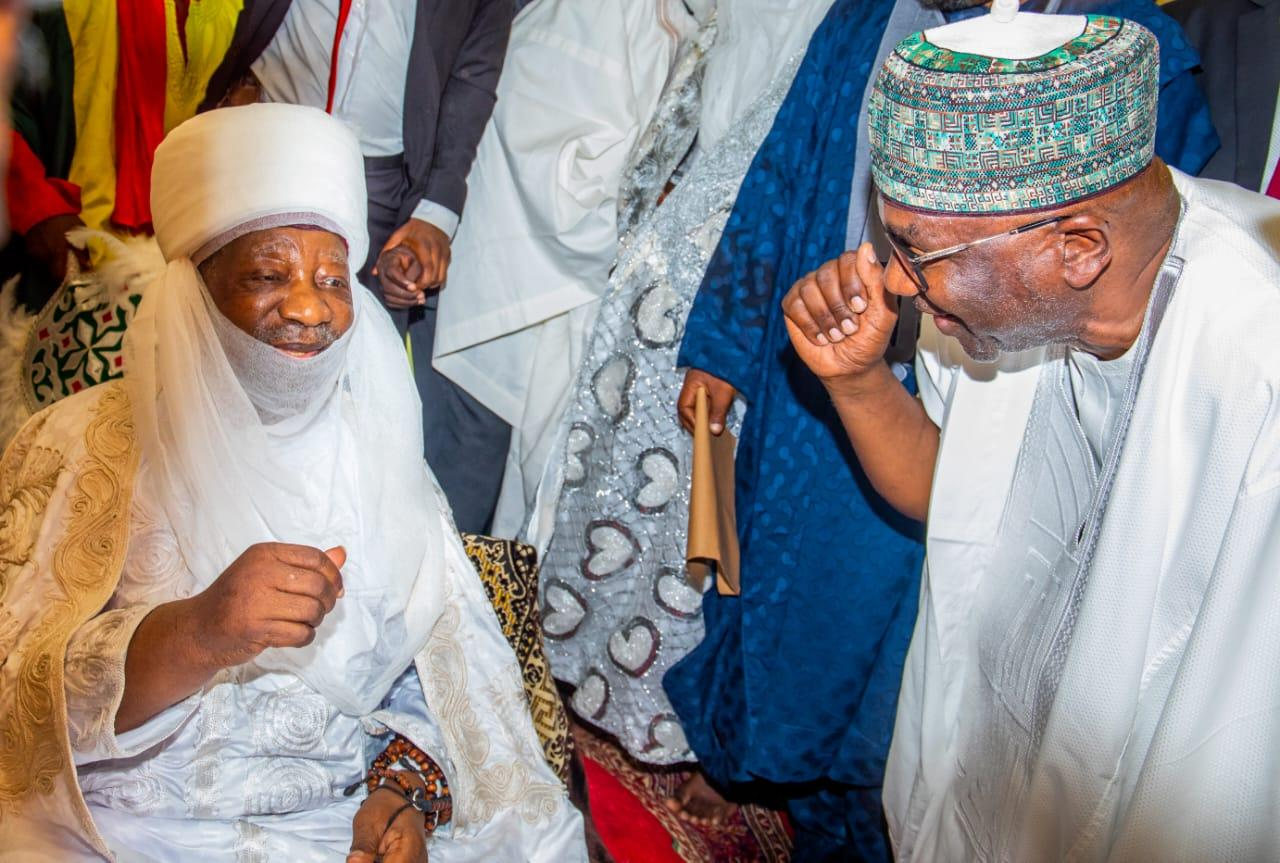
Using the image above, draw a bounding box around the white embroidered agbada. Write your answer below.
[885,168,1280,861]
[0,104,584,862]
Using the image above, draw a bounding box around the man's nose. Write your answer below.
[883,256,921,299]
[277,275,334,327]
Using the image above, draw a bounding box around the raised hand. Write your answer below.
[782,243,899,382]
[187,543,346,670]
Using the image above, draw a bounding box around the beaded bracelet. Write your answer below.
[344,734,452,834]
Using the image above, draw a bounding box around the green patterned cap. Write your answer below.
[868,16,1159,215]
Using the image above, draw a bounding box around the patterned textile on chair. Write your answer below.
[0,231,164,450]
[461,533,574,783]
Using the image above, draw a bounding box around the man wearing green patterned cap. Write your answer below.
[780,3,1280,860]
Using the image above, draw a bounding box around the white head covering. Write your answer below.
[151,102,370,268]
[126,103,444,716]
[924,1,1085,59]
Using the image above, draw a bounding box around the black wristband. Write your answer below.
[383,800,416,837]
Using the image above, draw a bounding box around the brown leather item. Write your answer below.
[686,386,740,596]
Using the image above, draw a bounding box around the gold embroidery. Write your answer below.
[0,413,58,597]
[0,383,138,853]
[0,607,19,662]
[423,597,563,827]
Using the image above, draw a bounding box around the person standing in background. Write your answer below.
[5,1,241,304]
[433,0,711,542]
[204,0,515,533]
[1163,0,1280,197]
[529,0,841,833]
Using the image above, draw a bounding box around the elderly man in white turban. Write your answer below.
[0,103,585,862]
[782,3,1280,861]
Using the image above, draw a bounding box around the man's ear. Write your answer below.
[1057,212,1111,291]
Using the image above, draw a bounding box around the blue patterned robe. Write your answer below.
[664,1,1218,860]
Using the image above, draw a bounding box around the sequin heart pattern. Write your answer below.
[563,423,595,488]
[643,714,691,761]
[634,447,679,513]
[654,567,701,619]
[572,670,610,721]
[542,578,588,640]
[592,355,635,424]
[631,281,683,348]
[581,520,639,580]
[608,617,660,677]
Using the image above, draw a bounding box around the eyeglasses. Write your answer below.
[884,215,1064,295]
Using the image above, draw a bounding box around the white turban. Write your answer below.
[150,102,370,268]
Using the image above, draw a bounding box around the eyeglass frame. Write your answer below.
[883,215,1065,295]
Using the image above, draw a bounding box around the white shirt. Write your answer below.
[698,0,836,152]
[1067,345,1134,468]
[252,0,459,236]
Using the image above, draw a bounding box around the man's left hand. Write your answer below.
[373,218,451,307]
[348,787,428,863]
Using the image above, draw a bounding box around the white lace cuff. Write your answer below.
[65,605,199,764]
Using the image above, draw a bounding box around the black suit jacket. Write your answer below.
[202,0,514,224]
[1164,0,1280,188]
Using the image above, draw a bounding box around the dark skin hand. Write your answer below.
[24,212,87,283]
[117,226,358,734]
[677,368,736,436]
[374,218,450,309]
[348,786,429,863]
[783,245,938,521]
[376,243,426,309]
[118,544,346,733]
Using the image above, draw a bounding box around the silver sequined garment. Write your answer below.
[614,19,716,247]
[539,55,802,766]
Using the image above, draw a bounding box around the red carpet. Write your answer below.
[576,724,793,862]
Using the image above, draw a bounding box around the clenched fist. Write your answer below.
[374,218,451,309]
[187,543,346,670]
[348,787,429,863]
[782,243,899,383]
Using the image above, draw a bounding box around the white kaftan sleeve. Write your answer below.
[63,605,200,765]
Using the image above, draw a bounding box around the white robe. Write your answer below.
[54,458,584,863]
[885,170,1280,862]
[435,0,838,538]
[431,0,696,536]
